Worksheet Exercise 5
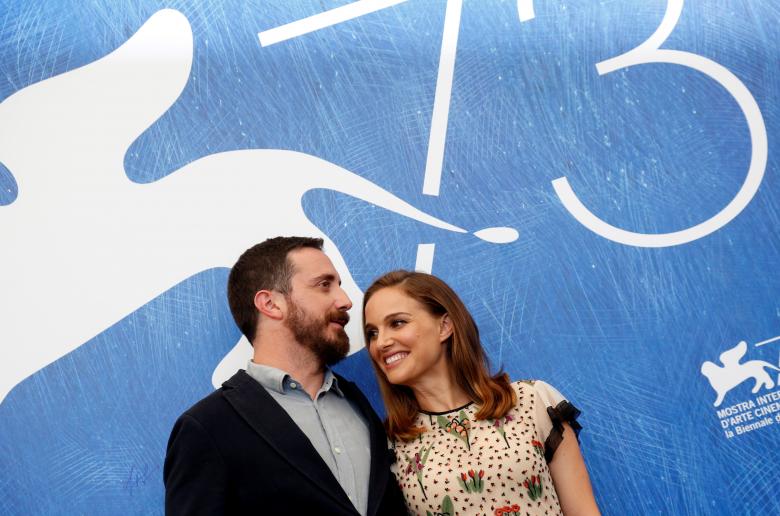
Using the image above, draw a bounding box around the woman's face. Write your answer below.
[363,286,452,387]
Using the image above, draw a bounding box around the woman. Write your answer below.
[363,270,600,516]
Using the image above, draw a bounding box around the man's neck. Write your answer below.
[252,333,325,399]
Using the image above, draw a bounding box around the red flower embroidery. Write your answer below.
[457,468,484,493]
[523,474,543,500]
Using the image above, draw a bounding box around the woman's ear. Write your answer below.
[439,313,454,342]
[254,290,284,321]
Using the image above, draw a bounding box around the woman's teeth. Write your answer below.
[385,352,408,365]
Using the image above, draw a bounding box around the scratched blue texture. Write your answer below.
[0,161,16,205]
[1,1,779,514]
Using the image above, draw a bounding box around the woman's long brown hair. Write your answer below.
[363,270,517,441]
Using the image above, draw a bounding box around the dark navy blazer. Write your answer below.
[164,370,407,515]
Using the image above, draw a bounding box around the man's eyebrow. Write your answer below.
[309,273,338,284]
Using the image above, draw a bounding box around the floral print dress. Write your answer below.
[390,380,581,516]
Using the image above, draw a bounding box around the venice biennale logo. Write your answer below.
[701,335,780,438]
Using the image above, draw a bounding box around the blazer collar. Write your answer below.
[221,370,359,515]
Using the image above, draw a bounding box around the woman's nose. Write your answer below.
[378,333,394,350]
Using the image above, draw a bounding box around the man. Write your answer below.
[164,237,406,515]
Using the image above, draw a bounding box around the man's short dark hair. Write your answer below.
[227,236,324,343]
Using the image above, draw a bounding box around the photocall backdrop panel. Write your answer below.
[1,1,778,514]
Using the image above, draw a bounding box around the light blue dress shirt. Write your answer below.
[246,361,371,515]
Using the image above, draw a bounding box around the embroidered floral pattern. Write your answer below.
[437,410,471,450]
[426,494,455,516]
[495,504,521,516]
[523,474,544,501]
[531,439,544,458]
[404,444,433,500]
[390,381,575,515]
[457,469,485,493]
[490,413,514,448]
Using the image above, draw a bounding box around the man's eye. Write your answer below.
[320,281,330,288]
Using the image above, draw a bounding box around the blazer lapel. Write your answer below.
[336,375,392,516]
[221,371,357,515]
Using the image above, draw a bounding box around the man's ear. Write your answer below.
[439,314,454,342]
[254,290,285,321]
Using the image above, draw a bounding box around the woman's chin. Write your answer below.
[384,372,405,385]
[384,366,420,387]
[382,367,407,385]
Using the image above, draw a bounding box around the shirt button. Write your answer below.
[334,446,342,454]
[289,382,297,389]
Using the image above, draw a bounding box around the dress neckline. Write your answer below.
[419,400,474,415]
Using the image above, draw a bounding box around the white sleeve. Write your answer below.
[530,380,581,463]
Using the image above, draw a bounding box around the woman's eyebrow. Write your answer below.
[364,312,411,328]
[383,312,411,321]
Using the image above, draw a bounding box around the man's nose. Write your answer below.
[335,286,352,311]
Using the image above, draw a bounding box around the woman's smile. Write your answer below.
[382,351,409,367]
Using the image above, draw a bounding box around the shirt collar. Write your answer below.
[246,361,344,397]
[322,368,345,397]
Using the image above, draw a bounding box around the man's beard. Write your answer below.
[285,298,350,366]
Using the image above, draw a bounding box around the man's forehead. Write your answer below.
[289,247,339,280]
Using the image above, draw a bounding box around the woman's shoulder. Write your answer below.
[510,379,565,402]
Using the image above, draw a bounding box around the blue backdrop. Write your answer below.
[1,1,778,514]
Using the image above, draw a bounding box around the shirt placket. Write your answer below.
[315,392,358,509]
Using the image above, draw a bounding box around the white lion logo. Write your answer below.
[700,341,780,407]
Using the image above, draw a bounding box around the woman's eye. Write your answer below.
[391,319,406,328]
[365,329,377,341]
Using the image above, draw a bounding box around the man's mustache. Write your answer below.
[329,311,350,326]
